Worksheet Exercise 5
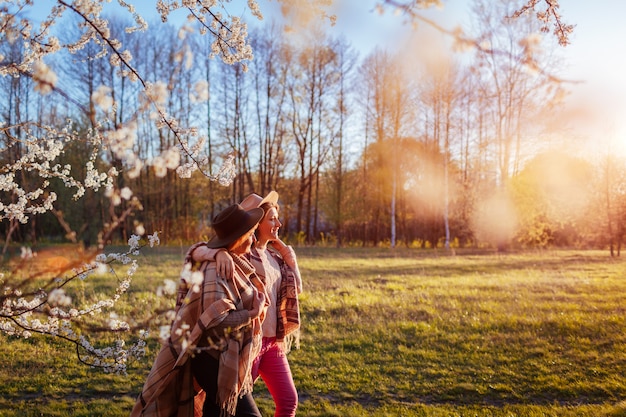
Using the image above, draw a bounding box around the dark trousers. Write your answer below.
[192,352,261,417]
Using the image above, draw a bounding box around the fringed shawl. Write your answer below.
[130,253,264,417]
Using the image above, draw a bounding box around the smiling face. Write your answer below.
[256,205,282,245]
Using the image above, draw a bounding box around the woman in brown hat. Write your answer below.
[187,191,302,417]
[131,204,268,417]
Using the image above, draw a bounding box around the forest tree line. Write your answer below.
[2,0,625,254]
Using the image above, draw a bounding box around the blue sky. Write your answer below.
[24,0,626,154]
[245,0,625,153]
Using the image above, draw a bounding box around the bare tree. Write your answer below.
[285,32,337,241]
[600,153,626,256]
[358,49,414,246]
[469,0,563,188]
[323,36,358,247]
[249,24,291,195]
[418,58,466,250]
[358,49,392,245]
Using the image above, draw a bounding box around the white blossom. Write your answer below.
[163,147,180,170]
[95,262,109,275]
[144,81,168,106]
[120,187,133,200]
[92,85,114,110]
[135,224,145,236]
[126,158,144,180]
[151,156,168,178]
[156,279,177,297]
[148,232,160,247]
[32,61,57,94]
[191,80,209,103]
[159,325,170,342]
[128,235,141,251]
[48,289,72,307]
[20,247,34,259]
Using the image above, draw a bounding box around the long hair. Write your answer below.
[255,201,280,239]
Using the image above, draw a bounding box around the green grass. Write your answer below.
[2,247,626,416]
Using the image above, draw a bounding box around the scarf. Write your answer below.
[130,252,264,417]
[217,253,265,416]
[276,258,301,342]
[249,247,301,343]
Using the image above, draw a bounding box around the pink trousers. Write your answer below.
[251,337,298,417]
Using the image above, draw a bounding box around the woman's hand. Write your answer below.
[270,238,287,252]
[248,288,266,320]
[215,250,234,279]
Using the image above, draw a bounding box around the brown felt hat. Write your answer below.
[206,204,264,248]
[240,191,279,211]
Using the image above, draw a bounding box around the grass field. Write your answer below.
[1,246,626,416]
